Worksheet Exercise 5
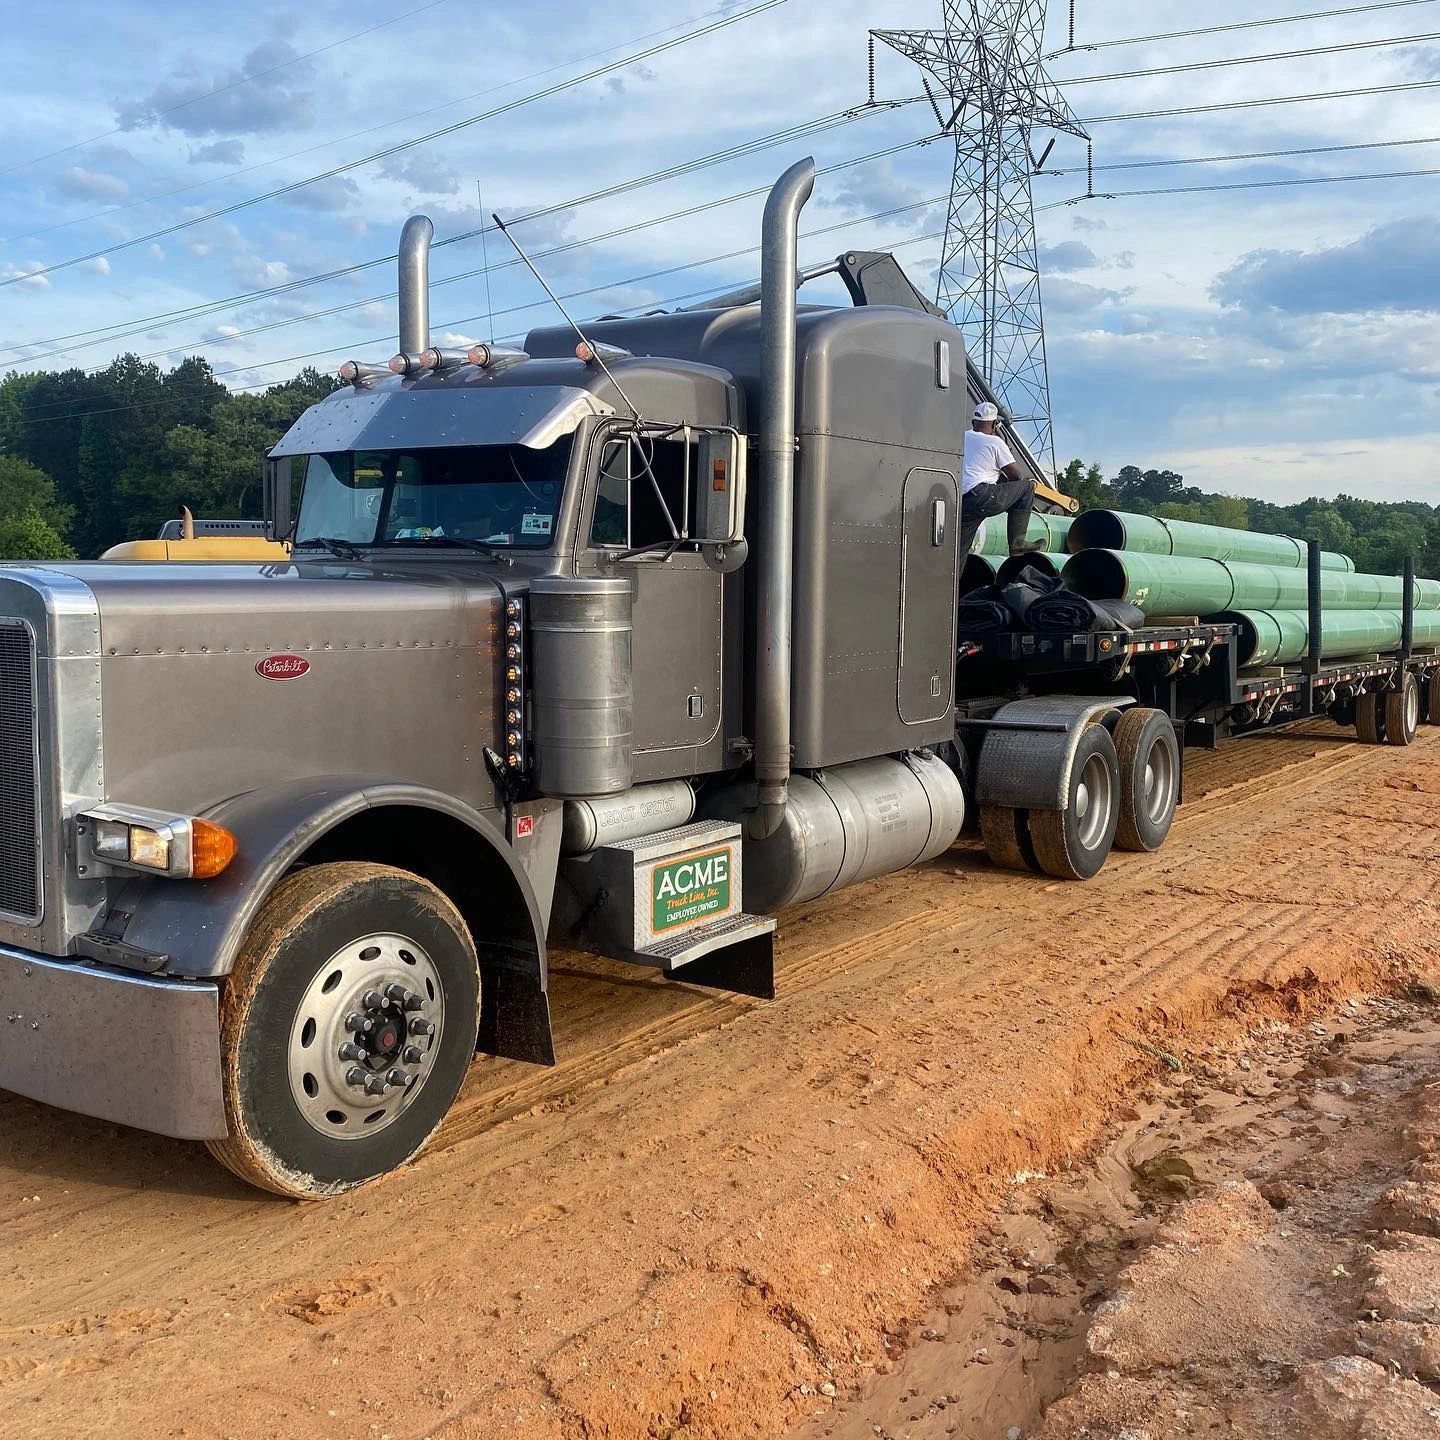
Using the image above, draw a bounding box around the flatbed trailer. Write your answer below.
[945,554,1438,881]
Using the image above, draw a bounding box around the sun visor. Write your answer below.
[271,383,613,457]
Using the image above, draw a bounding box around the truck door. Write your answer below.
[578,431,723,774]
[897,467,958,725]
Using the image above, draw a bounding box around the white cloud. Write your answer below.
[56,166,128,202]
[82,257,112,275]
[3,261,51,291]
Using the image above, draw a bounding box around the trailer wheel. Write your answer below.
[1384,674,1420,747]
[1113,708,1180,853]
[980,804,1037,871]
[1355,691,1385,745]
[207,862,480,1199]
[1425,670,1440,727]
[1027,725,1120,881]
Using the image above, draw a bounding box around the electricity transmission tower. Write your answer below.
[874,3,1088,472]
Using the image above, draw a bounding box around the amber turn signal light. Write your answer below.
[191,819,238,879]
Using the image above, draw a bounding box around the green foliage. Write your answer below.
[0,452,75,560]
[1060,458,1440,579]
[0,358,338,556]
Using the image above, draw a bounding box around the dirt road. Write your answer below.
[3,722,1438,1440]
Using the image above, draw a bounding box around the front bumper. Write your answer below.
[0,945,226,1140]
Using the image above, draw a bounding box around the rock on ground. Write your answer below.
[1287,1355,1440,1440]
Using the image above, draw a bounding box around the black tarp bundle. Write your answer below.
[958,563,1147,635]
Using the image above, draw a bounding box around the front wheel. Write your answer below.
[207,862,480,1199]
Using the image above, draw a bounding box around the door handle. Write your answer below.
[932,497,946,547]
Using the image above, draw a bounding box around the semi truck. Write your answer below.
[1,160,1435,1198]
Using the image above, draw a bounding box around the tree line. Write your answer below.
[0,353,1436,579]
[0,355,337,559]
[1059,460,1440,579]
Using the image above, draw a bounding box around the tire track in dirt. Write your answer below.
[3,727,1438,1440]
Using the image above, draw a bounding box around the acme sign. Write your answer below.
[256,654,311,681]
[651,846,732,934]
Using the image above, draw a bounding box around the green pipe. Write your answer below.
[960,552,997,592]
[1219,608,1440,667]
[975,512,1074,557]
[1068,509,1355,572]
[1061,549,1440,616]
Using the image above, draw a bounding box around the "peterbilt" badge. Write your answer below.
[256,654,310,681]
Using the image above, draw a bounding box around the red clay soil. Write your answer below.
[2,722,1439,1440]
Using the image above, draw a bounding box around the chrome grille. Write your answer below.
[0,621,40,921]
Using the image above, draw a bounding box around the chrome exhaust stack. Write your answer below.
[750,156,816,842]
[397,215,434,358]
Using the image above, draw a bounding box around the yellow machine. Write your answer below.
[101,508,290,561]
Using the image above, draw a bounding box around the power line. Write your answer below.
[1047,0,1438,58]
[13,204,949,426]
[2,105,909,362]
[1,0,458,178]
[1040,164,1440,209]
[1059,29,1440,86]
[2,3,744,246]
[1035,133,1440,177]
[1079,76,1440,125]
[0,1,786,290]
[14,135,943,374]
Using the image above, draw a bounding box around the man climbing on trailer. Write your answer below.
[959,401,1046,557]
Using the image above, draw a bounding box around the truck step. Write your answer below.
[561,819,776,997]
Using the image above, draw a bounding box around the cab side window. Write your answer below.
[590,434,695,550]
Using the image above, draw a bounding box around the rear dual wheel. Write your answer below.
[1028,725,1122,881]
[1384,674,1421,747]
[1427,670,1440,727]
[1113,708,1181,853]
[207,862,480,1199]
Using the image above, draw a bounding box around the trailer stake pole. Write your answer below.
[1305,538,1323,715]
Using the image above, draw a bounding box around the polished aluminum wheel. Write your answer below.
[287,932,446,1140]
[1073,751,1115,852]
[1140,735,1178,828]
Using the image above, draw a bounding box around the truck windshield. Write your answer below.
[294,439,571,549]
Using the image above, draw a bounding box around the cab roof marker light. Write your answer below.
[338,359,390,387]
[421,347,471,371]
[466,344,531,372]
[388,352,428,376]
[576,340,633,365]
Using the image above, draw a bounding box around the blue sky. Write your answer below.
[2,0,1440,504]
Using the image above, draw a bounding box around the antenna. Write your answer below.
[490,209,642,422]
[476,180,496,343]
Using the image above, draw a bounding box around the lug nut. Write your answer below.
[386,1068,411,1088]
[344,1013,368,1033]
[409,1017,435,1037]
[384,983,411,1004]
[345,1066,368,1087]
[338,1042,367,1062]
[403,994,424,1012]
[402,1045,425,1064]
[364,1074,388,1096]
[362,989,386,1010]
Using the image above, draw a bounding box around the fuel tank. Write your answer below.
[705,749,964,912]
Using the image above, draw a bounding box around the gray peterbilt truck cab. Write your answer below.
[0,159,980,1196]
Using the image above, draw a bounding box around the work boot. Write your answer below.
[1008,538,1046,557]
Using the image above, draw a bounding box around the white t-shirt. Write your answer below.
[961,429,1016,494]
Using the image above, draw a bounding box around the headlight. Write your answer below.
[76,807,236,880]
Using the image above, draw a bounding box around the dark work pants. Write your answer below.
[958,477,1037,556]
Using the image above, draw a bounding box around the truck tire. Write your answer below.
[1113,708,1180,853]
[980,804,1037,872]
[207,862,480,1199]
[1355,691,1385,745]
[1426,670,1440,727]
[1027,725,1120,881]
[1384,674,1420,747]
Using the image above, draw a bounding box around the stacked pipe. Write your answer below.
[1052,509,1440,669]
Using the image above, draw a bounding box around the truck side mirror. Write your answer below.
[264,454,294,542]
[696,429,747,550]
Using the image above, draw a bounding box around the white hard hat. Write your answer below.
[973,401,999,423]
